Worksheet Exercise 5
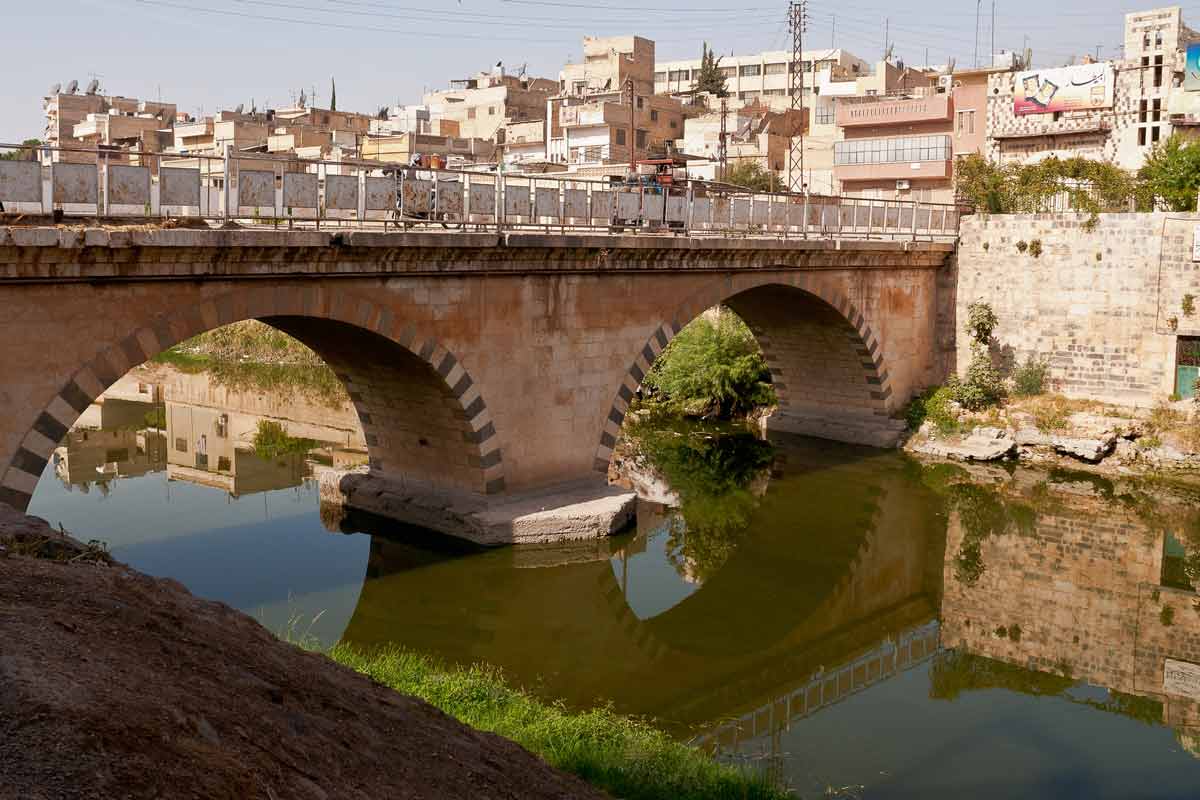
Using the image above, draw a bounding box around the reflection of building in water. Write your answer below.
[53,397,167,490]
[163,401,365,498]
[939,477,1200,733]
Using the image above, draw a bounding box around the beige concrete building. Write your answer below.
[654,48,870,112]
[680,106,805,180]
[987,7,1200,170]
[562,36,657,97]
[43,91,176,163]
[425,69,557,141]
[360,132,496,166]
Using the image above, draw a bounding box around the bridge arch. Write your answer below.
[0,284,504,513]
[594,273,901,472]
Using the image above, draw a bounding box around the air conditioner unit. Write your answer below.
[937,74,954,91]
[896,179,911,190]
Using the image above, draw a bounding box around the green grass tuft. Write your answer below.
[329,645,792,800]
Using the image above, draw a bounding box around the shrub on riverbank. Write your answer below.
[330,645,792,800]
[642,310,775,419]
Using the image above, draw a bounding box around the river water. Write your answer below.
[27,361,1200,798]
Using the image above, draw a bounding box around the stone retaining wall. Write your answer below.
[957,213,1200,406]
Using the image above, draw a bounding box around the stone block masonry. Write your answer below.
[0,228,950,540]
[956,213,1200,405]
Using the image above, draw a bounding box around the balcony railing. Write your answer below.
[0,141,964,241]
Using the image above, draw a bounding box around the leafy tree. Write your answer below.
[1139,134,1200,211]
[642,310,775,418]
[694,41,728,98]
[723,160,781,192]
[952,301,1004,410]
[955,153,1145,219]
[0,139,42,161]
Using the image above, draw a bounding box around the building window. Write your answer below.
[740,64,762,77]
[719,66,737,78]
[636,96,644,109]
[816,101,835,125]
[468,108,476,119]
[764,62,788,75]
[488,106,496,116]
[763,88,787,96]
[1139,99,1149,123]
[1156,30,1163,47]
[668,69,688,82]
[650,109,658,121]
[636,129,647,148]
[669,119,677,129]
[615,128,626,145]
[956,109,975,135]
[1154,54,1164,87]
[1152,125,1161,143]
[1153,98,1162,122]
[654,71,667,82]
[834,134,952,166]
[573,81,587,96]
[1138,127,1147,146]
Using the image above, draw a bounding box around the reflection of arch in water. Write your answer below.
[339,438,945,730]
[4,285,506,512]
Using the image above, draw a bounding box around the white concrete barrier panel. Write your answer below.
[692,197,713,228]
[535,187,560,219]
[160,168,200,208]
[324,175,358,211]
[238,170,275,210]
[642,193,664,222]
[107,165,150,207]
[283,173,318,210]
[590,190,613,220]
[402,179,433,214]
[0,161,41,204]
[752,200,769,226]
[665,195,687,223]
[504,186,530,217]
[364,177,396,211]
[731,198,751,226]
[436,181,464,216]
[564,189,588,219]
[52,163,98,205]
[712,197,730,228]
[616,192,640,221]
[469,184,495,218]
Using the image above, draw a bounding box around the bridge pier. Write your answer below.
[318,469,635,546]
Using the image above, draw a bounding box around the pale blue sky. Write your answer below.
[3,0,1198,143]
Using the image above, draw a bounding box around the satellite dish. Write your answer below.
[235,103,245,114]
[946,58,956,74]
[49,82,61,95]
[85,79,99,95]
[66,80,79,94]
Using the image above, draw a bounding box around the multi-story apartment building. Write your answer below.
[43,90,176,163]
[987,6,1199,170]
[654,48,870,112]
[680,107,805,179]
[424,68,557,141]
[543,35,691,172]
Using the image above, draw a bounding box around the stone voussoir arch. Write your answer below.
[593,271,897,472]
[0,283,504,512]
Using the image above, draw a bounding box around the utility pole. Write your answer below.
[626,77,636,175]
[788,0,809,193]
[719,96,728,181]
[991,0,996,66]
[974,0,981,68]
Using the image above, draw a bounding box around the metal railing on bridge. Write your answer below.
[0,142,963,241]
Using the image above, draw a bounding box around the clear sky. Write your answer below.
[3,0,1198,143]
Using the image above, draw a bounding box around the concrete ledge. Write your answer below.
[318,468,635,546]
[764,409,907,448]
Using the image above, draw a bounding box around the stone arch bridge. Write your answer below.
[0,227,954,535]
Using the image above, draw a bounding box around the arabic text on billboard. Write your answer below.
[1186,43,1200,91]
[1013,62,1114,116]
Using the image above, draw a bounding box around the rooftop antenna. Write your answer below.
[974,0,981,67]
[947,57,957,74]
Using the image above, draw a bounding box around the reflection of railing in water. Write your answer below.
[692,620,940,752]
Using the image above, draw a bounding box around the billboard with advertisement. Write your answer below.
[1013,62,1114,116]
[1186,43,1200,91]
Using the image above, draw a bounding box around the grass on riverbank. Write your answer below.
[329,644,792,800]
[154,344,347,408]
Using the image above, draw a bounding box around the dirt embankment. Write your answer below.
[0,505,603,800]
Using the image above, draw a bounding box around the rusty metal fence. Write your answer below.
[0,142,964,241]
